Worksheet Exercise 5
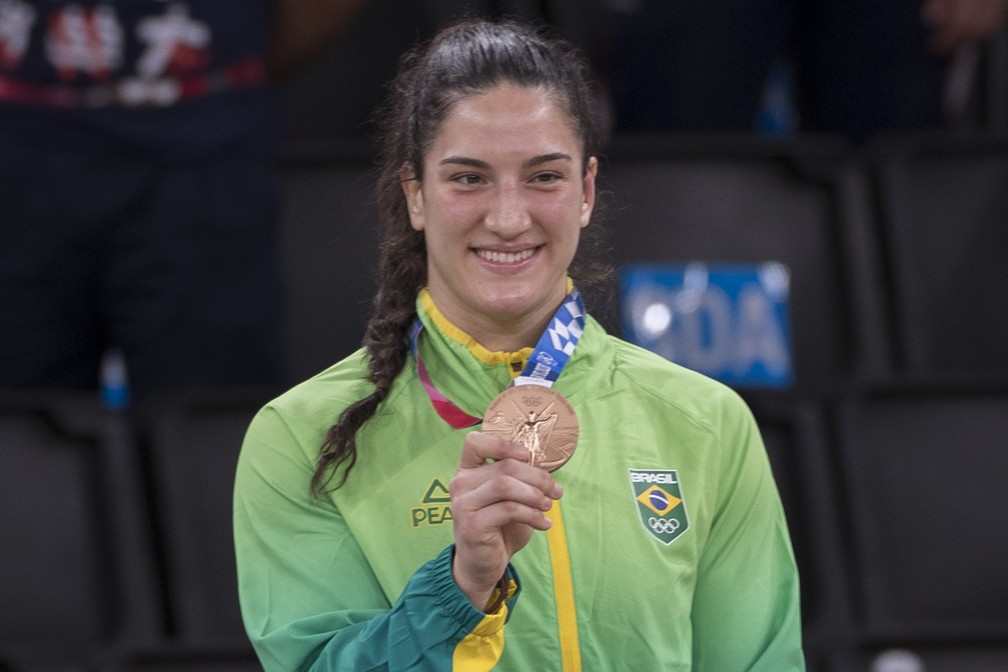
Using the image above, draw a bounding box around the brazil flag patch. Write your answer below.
[629,469,690,545]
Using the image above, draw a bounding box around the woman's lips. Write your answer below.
[474,247,538,263]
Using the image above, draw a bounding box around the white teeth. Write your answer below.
[477,248,535,263]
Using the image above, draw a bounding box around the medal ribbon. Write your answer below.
[409,287,587,429]
[409,317,483,428]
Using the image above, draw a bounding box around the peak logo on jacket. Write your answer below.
[410,479,452,527]
[629,469,690,544]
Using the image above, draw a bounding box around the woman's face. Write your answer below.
[403,83,597,349]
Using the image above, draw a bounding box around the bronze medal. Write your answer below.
[482,385,578,472]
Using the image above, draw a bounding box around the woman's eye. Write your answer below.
[453,173,483,186]
[531,172,562,184]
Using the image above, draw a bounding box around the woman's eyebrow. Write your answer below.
[524,152,573,168]
[438,156,489,169]
[437,153,573,169]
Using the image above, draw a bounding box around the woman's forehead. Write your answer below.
[425,83,583,162]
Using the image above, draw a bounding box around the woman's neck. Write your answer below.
[471,316,549,354]
[419,289,555,355]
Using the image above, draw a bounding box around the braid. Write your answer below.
[310,134,428,495]
[311,189,426,495]
[310,304,411,494]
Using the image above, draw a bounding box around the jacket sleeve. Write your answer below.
[689,397,806,672]
[233,404,519,672]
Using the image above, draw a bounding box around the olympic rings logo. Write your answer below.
[648,516,681,535]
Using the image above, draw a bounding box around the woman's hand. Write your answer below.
[450,431,563,611]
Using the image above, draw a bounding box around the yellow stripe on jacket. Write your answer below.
[547,500,582,671]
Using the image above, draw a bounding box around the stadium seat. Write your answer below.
[135,389,276,648]
[601,133,891,395]
[0,392,162,671]
[831,387,1008,670]
[869,135,1008,382]
[276,145,378,384]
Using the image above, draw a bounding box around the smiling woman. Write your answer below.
[401,83,597,351]
[233,18,806,672]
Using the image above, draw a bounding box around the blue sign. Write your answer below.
[620,263,794,388]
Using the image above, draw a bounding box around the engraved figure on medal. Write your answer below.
[483,386,578,472]
[513,405,557,463]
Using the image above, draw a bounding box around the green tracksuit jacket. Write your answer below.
[234,291,805,671]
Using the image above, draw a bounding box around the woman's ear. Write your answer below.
[580,156,598,228]
[400,167,425,231]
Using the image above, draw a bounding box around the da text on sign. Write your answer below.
[620,262,794,388]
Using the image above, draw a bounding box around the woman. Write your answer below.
[234,18,805,671]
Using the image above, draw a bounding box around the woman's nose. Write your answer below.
[483,182,531,237]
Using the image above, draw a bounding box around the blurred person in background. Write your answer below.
[598,0,1008,141]
[0,0,364,399]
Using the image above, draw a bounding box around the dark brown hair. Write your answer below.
[311,18,613,495]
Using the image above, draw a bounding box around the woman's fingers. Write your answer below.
[450,431,563,607]
[455,433,563,505]
[457,430,526,468]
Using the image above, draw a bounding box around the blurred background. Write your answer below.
[2,1,1008,670]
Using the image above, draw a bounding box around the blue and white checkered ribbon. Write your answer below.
[513,287,586,388]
